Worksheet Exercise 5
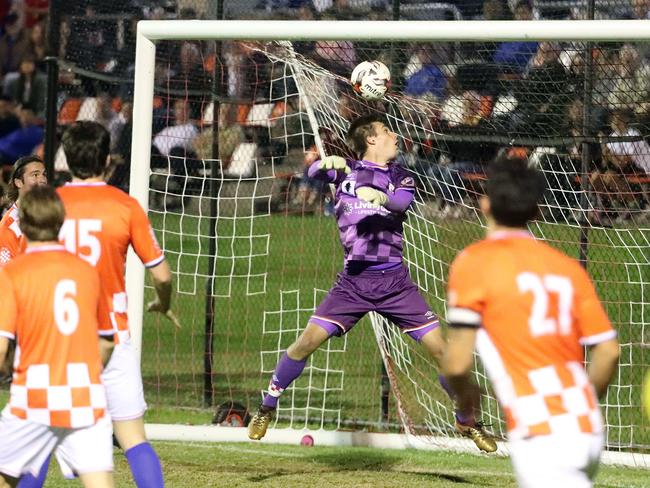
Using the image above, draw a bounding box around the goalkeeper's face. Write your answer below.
[370,122,398,161]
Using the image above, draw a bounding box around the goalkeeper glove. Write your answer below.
[356,186,388,207]
[317,155,350,174]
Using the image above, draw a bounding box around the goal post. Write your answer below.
[128,19,650,468]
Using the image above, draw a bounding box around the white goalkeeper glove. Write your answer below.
[356,186,388,207]
[317,155,350,174]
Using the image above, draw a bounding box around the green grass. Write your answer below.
[35,441,648,487]
[141,208,649,449]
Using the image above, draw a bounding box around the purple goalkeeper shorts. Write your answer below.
[310,265,439,342]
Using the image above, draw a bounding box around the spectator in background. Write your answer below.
[0,96,19,138]
[0,11,30,78]
[602,108,650,176]
[26,21,46,65]
[590,109,650,222]
[3,56,47,116]
[631,0,650,19]
[493,1,538,74]
[404,45,447,101]
[108,101,133,191]
[507,42,571,135]
[192,103,245,168]
[607,44,650,118]
[24,0,49,28]
[94,93,122,146]
[152,99,198,158]
[0,106,43,165]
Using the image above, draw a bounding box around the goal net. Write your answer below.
[128,20,650,467]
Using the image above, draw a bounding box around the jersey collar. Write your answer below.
[25,244,66,254]
[358,160,391,171]
[64,181,107,187]
[487,230,533,240]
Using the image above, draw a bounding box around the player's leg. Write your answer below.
[247,322,332,441]
[112,417,164,488]
[15,456,50,488]
[0,474,18,488]
[509,433,602,488]
[249,273,368,440]
[102,341,163,488]
[0,415,58,488]
[77,472,113,488]
[56,416,114,488]
[378,266,497,452]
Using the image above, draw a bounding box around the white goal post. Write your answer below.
[127,19,650,468]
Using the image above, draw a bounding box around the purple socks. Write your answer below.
[125,442,164,488]
[17,455,50,488]
[262,352,307,409]
[438,374,475,426]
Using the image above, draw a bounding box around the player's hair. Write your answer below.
[346,114,388,158]
[5,155,44,204]
[18,185,65,242]
[485,153,546,227]
[61,121,110,179]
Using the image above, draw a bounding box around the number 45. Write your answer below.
[517,272,573,337]
[59,219,102,266]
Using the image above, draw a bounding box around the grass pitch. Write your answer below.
[37,440,648,487]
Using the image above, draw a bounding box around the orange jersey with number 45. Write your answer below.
[57,182,164,342]
[447,231,616,440]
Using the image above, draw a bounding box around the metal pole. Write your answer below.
[43,57,59,178]
[43,0,62,179]
[203,0,225,408]
[578,0,596,267]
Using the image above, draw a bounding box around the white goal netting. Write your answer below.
[136,33,649,466]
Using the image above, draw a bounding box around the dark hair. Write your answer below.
[345,114,387,158]
[18,185,65,242]
[6,155,44,204]
[62,121,110,179]
[485,154,545,227]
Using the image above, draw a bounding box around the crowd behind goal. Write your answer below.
[1,1,650,225]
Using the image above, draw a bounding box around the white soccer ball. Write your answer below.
[350,60,391,101]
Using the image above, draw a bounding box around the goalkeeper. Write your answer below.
[249,114,496,452]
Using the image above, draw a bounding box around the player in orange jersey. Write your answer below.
[0,186,114,488]
[0,156,46,387]
[0,156,47,267]
[441,154,620,488]
[55,121,178,488]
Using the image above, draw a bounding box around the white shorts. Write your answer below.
[102,340,147,421]
[0,412,113,479]
[509,433,603,488]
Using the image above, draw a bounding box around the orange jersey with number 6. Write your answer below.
[447,232,616,440]
[0,246,106,428]
[57,183,164,342]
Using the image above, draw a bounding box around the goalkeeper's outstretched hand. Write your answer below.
[356,186,388,207]
[317,155,350,174]
[147,299,182,329]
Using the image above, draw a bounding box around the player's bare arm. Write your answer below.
[147,259,181,328]
[588,338,620,399]
[0,337,8,371]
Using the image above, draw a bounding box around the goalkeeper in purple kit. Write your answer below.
[248,114,496,452]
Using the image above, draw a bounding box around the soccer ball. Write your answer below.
[350,60,391,101]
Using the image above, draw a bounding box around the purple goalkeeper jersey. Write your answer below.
[330,159,415,263]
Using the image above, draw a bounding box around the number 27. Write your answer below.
[517,272,573,336]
